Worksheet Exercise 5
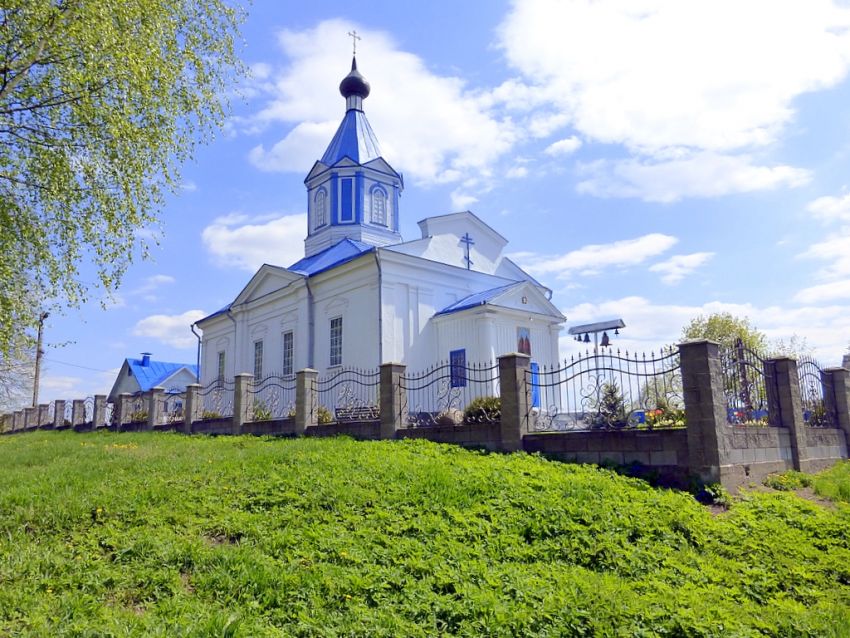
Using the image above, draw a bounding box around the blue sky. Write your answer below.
[38,0,850,404]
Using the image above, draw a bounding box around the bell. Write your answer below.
[614,328,620,335]
[600,331,610,348]
[583,333,590,343]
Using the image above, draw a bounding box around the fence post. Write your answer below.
[233,373,252,434]
[380,363,406,439]
[824,368,850,455]
[23,407,35,429]
[765,358,808,471]
[146,388,163,430]
[92,395,106,429]
[14,410,24,431]
[116,393,131,429]
[295,369,318,435]
[37,404,49,427]
[71,400,85,428]
[52,400,64,429]
[183,384,199,434]
[498,353,531,452]
[679,340,732,485]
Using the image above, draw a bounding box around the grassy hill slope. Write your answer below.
[1,432,849,637]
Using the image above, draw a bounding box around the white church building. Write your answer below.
[195,57,566,384]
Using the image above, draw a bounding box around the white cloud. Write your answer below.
[244,19,517,187]
[135,275,176,295]
[498,0,850,200]
[576,153,810,202]
[544,136,582,156]
[797,232,850,280]
[450,190,478,210]
[505,166,528,179]
[807,192,850,222]
[649,252,714,284]
[794,279,850,304]
[132,310,208,350]
[499,0,850,153]
[514,233,678,279]
[561,296,850,362]
[201,213,306,271]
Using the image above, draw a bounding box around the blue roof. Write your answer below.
[435,283,520,316]
[127,358,199,391]
[320,109,382,165]
[289,238,374,276]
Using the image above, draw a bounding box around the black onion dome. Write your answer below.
[339,57,370,99]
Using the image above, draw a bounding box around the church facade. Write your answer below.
[195,58,566,385]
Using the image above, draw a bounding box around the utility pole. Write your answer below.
[32,311,48,407]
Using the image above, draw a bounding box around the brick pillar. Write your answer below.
[92,395,106,429]
[295,369,318,435]
[37,404,49,427]
[679,340,730,485]
[380,363,406,439]
[116,393,131,429]
[824,367,850,455]
[233,373,252,434]
[13,411,23,430]
[24,407,36,429]
[183,384,200,434]
[147,388,164,430]
[498,353,531,452]
[765,358,807,471]
[71,400,85,427]
[52,400,64,429]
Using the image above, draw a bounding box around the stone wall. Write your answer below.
[803,427,848,473]
[397,422,501,451]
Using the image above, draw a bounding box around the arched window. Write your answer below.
[371,187,387,226]
[314,189,327,229]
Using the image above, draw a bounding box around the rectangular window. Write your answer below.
[253,340,264,379]
[450,349,467,388]
[217,351,225,382]
[282,331,294,376]
[330,317,343,367]
[340,178,354,222]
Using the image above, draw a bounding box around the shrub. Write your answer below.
[201,410,221,420]
[129,410,148,423]
[591,381,627,427]
[252,400,272,422]
[317,405,333,425]
[464,396,501,423]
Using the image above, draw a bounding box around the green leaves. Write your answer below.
[0,0,244,356]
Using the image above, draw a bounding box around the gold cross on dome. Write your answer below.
[347,30,361,56]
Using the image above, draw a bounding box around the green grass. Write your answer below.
[766,461,850,504]
[1,432,850,636]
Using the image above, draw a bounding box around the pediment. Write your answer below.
[362,157,401,179]
[305,160,330,183]
[487,282,563,319]
[233,264,303,306]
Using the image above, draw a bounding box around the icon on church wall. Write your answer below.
[517,327,531,355]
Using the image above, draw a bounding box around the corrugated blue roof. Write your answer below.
[198,303,231,324]
[435,283,520,316]
[320,109,382,165]
[289,238,374,276]
[127,358,199,391]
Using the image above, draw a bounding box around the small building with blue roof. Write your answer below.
[195,57,565,384]
[107,353,199,403]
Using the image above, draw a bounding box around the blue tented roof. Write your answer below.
[435,282,521,316]
[320,109,382,165]
[289,238,374,276]
[127,358,199,391]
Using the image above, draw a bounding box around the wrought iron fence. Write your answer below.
[197,380,234,419]
[83,396,94,424]
[400,360,501,428]
[720,339,770,425]
[247,374,296,421]
[104,402,115,427]
[313,368,380,423]
[161,390,186,425]
[528,348,683,431]
[63,400,73,425]
[48,402,55,424]
[797,355,836,428]
[127,392,147,423]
